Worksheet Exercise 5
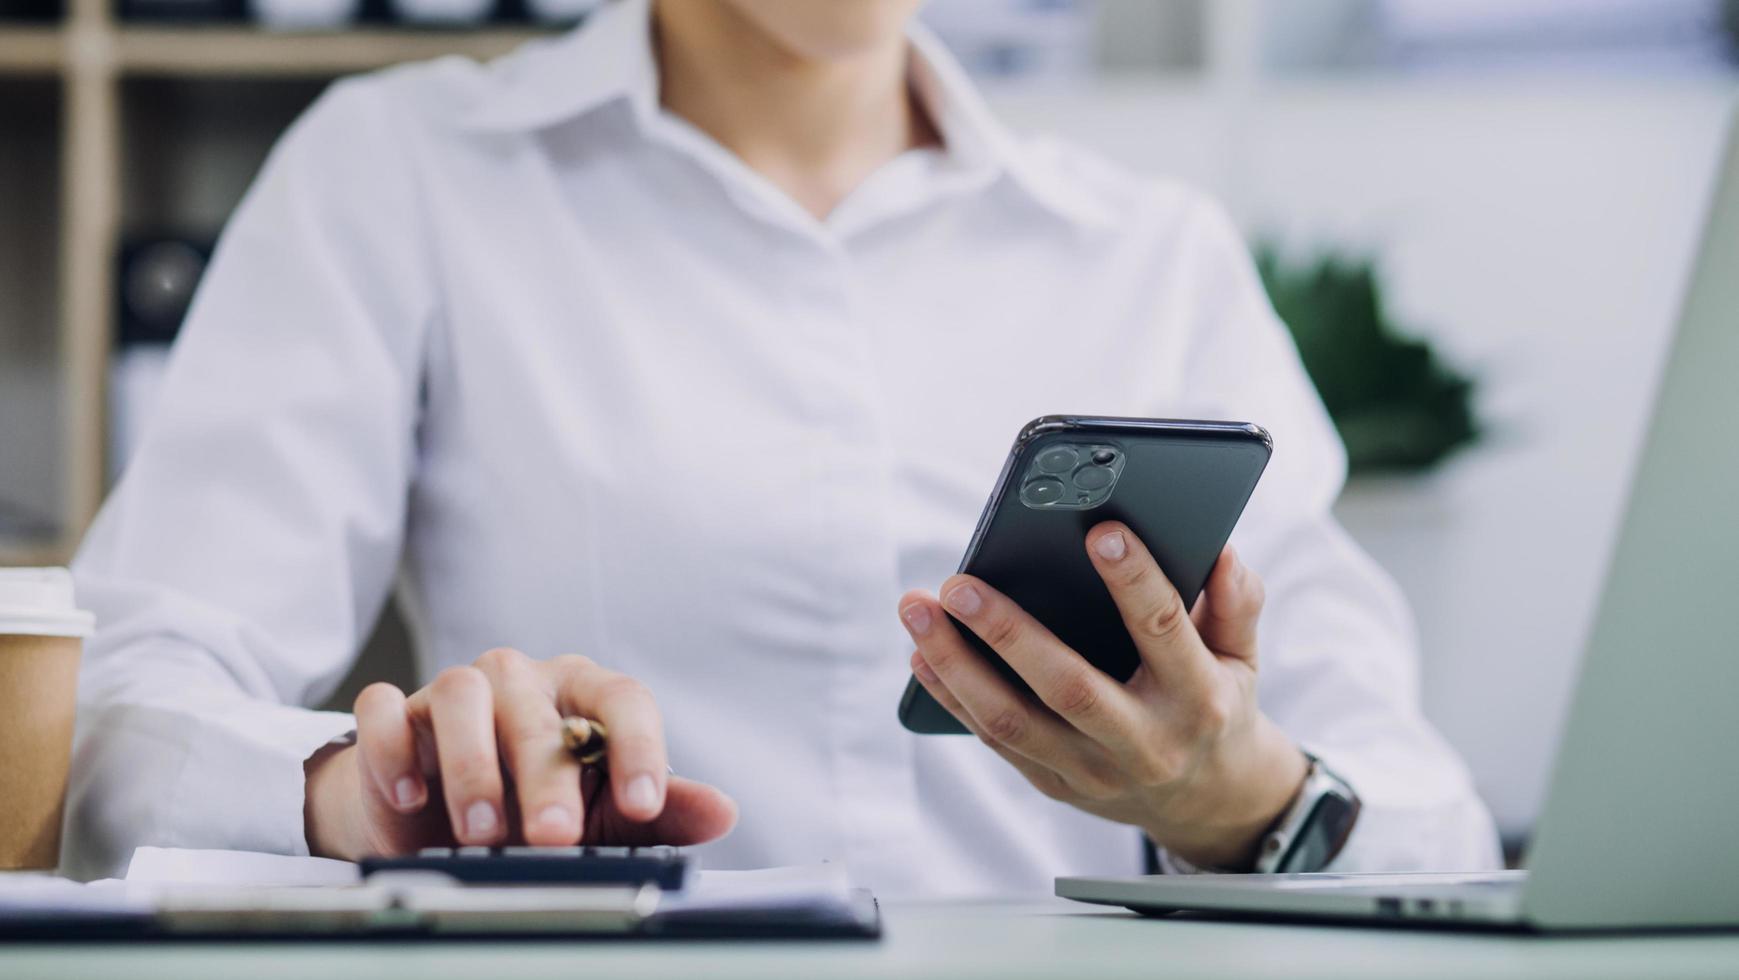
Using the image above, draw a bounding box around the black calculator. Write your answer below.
[359,846,691,890]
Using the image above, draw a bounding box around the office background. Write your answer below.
[1,0,1735,858]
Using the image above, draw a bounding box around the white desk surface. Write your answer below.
[3,898,1737,979]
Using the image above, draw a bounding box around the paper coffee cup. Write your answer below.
[0,568,94,871]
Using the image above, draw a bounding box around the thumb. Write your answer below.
[1190,547,1264,664]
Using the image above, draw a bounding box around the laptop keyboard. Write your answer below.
[1270,871,1524,890]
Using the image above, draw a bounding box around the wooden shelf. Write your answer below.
[0,539,74,568]
[0,26,63,76]
[116,26,550,77]
[4,14,558,565]
[0,24,552,78]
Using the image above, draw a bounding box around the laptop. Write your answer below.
[1058,117,1739,932]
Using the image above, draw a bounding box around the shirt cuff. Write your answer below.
[64,696,357,879]
[1304,743,1502,874]
[1154,848,1220,876]
[174,702,359,859]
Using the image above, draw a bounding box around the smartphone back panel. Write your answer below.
[899,417,1271,734]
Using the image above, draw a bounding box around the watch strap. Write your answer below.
[1252,752,1361,874]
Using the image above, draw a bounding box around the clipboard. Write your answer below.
[0,879,881,942]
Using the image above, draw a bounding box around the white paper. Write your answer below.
[659,863,853,914]
[120,848,844,911]
[124,847,361,887]
[0,873,148,916]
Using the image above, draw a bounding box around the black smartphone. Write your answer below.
[898,415,1272,734]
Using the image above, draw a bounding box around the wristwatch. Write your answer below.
[1252,752,1362,874]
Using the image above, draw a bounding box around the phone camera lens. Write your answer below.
[1073,465,1114,491]
[1091,449,1116,465]
[1036,446,1078,474]
[1022,476,1067,506]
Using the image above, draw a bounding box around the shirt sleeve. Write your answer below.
[64,78,436,880]
[1158,197,1502,873]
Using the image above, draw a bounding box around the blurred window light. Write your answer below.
[1376,0,1735,74]
[923,0,1737,81]
[920,0,1098,80]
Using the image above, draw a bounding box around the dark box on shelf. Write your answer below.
[114,0,244,23]
[0,0,63,22]
[116,235,214,347]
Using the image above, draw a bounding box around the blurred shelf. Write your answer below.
[0,25,63,76]
[0,24,555,79]
[6,18,560,559]
[0,539,72,568]
[115,25,551,77]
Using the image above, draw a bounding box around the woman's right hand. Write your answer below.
[303,648,738,861]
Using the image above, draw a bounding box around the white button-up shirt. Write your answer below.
[66,0,1500,890]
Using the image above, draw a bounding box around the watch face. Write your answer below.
[1283,793,1359,873]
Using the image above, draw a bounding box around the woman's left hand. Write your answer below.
[899,521,1308,870]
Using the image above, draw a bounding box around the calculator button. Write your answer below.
[417,847,453,857]
[457,846,492,857]
[501,846,583,857]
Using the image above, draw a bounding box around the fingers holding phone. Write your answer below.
[897,417,1304,869]
[903,533,1305,870]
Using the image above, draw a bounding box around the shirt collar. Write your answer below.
[903,21,1115,229]
[462,0,659,133]
[463,0,1113,229]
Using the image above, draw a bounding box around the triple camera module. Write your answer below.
[1019,441,1125,510]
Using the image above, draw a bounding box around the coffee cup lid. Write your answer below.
[0,568,95,638]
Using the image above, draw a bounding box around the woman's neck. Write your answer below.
[652,0,937,221]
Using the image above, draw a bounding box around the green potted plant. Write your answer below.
[1255,246,1481,475]
[1256,246,1486,678]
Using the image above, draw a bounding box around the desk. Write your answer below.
[3,899,1737,979]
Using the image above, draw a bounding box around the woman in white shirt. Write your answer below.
[65,0,1501,890]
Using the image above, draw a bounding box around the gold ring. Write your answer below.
[560,716,609,766]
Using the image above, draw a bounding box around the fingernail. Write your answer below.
[393,777,420,809]
[912,653,939,685]
[464,800,499,839]
[1095,531,1127,561]
[901,603,932,635]
[943,583,982,616]
[535,805,574,834]
[623,774,659,814]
